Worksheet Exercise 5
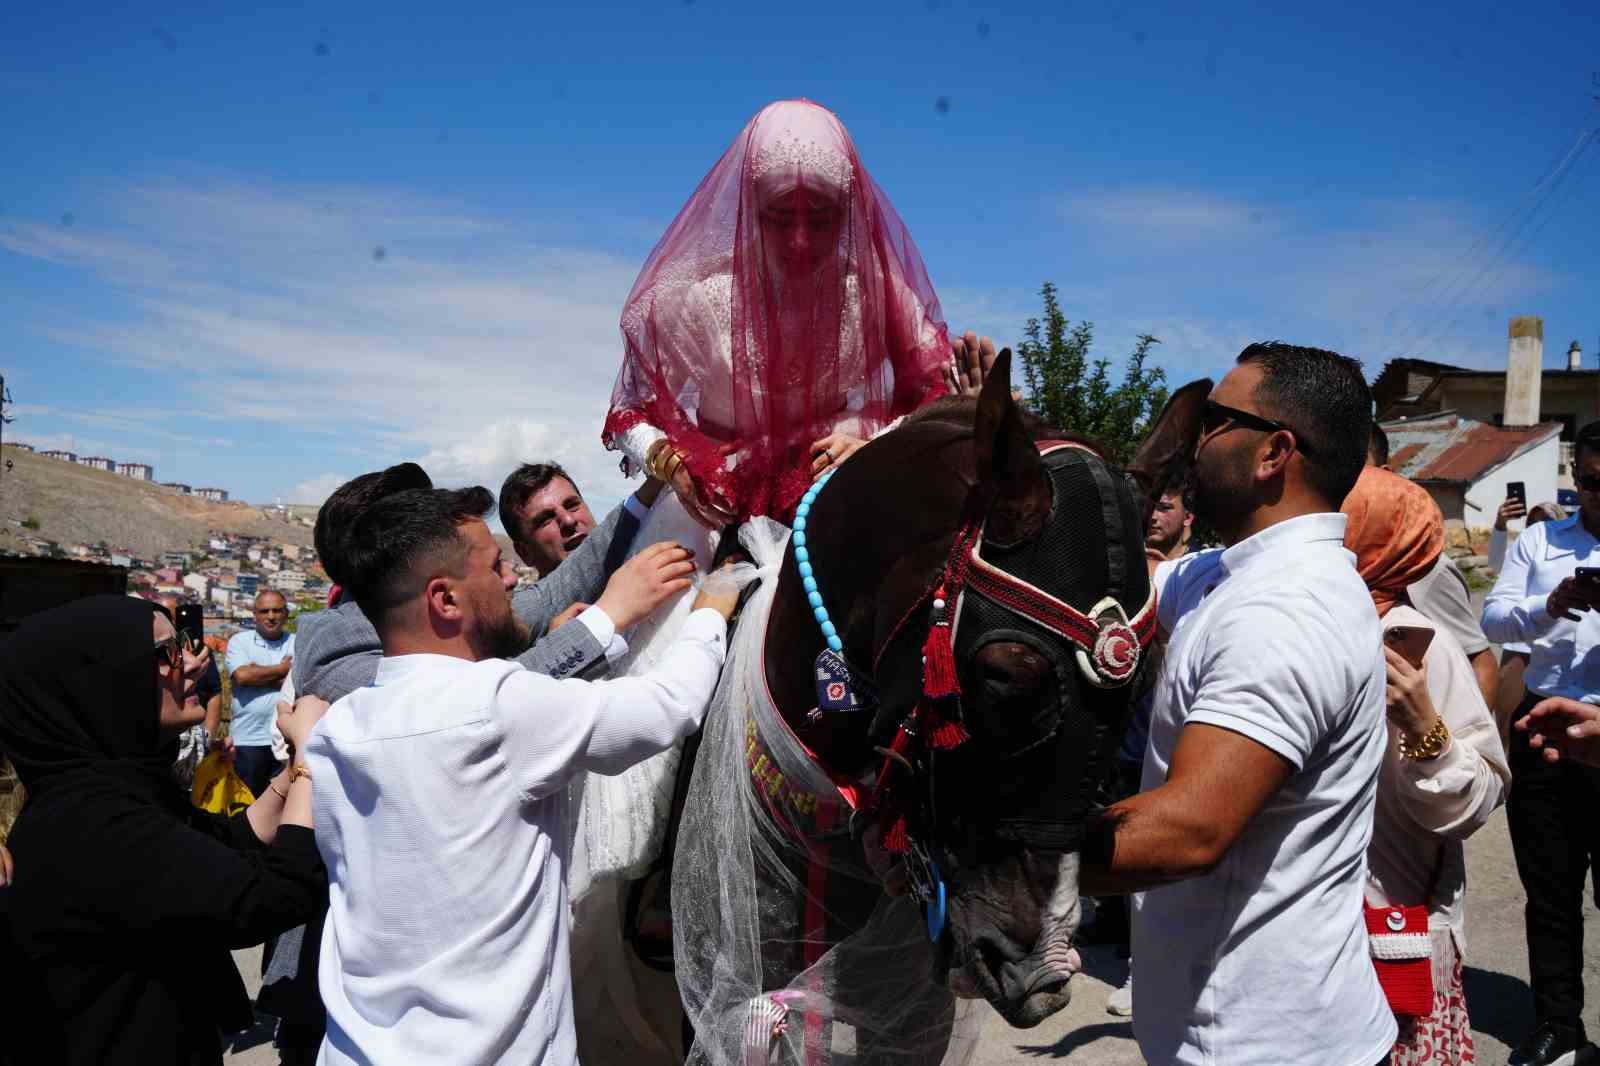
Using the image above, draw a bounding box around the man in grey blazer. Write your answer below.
[294,463,676,701]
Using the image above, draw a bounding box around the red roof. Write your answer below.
[1381,413,1563,484]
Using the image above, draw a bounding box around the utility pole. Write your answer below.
[0,374,13,488]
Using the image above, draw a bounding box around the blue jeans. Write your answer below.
[233,744,282,800]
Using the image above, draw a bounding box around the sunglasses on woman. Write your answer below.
[1200,399,1317,457]
[153,635,182,669]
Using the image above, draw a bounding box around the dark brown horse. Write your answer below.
[669,354,1206,1064]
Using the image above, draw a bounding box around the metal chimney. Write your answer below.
[1569,340,1584,371]
[1504,316,1544,426]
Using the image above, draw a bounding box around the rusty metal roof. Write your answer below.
[1378,412,1563,484]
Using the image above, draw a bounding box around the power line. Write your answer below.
[1389,125,1598,360]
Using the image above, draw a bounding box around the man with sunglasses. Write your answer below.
[1482,420,1600,1066]
[1084,342,1395,1066]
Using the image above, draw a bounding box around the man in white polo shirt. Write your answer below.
[304,485,741,1065]
[1082,342,1396,1066]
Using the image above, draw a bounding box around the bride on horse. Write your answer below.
[602,97,957,532]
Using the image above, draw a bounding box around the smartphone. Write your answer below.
[1384,625,1434,669]
[1576,567,1600,587]
[1506,481,1527,506]
[174,603,204,654]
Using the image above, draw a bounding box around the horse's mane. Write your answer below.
[900,396,1107,457]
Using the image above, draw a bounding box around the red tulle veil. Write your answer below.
[604,99,950,521]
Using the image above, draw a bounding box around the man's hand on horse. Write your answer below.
[690,558,759,622]
[811,432,867,478]
[597,541,698,631]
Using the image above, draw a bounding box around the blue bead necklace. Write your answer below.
[793,471,842,654]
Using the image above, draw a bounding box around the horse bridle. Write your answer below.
[799,440,1158,939]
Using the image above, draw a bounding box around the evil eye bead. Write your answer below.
[807,590,823,609]
[814,607,829,625]
[798,561,813,579]
[793,515,807,532]
[794,545,809,564]
[820,620,837,640]
[827,635,844,653]
[793,530,807,549]
[802,575,818,594]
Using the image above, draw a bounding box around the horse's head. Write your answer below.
[766,353,1208,1028]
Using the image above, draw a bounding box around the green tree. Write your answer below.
[1016,282,1169,465]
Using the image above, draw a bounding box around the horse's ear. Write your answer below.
[974,349,1051,546]
[1126,377,1213,503]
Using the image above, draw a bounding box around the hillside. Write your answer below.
[0,445,315,558]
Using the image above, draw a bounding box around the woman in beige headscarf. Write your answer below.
[1342,466,1511,1065]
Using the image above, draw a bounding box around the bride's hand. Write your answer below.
[811,433,867,478]
[670,462,737,529]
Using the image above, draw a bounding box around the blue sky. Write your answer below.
[3,0,1596,514]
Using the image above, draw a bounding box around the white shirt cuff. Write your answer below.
[623,493,651,523]
[1527,593,1556,630]
[576,604,629,665]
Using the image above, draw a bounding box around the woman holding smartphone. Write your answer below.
[1342,466,1511,1065]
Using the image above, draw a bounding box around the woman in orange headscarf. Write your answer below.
[1342,466,1510,1065]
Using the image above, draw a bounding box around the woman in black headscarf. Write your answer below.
[0,595,328,1065]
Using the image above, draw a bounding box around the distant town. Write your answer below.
[9,442,230,501]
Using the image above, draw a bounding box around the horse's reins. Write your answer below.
[798,440,1159,939]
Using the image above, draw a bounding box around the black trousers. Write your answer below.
[232,744,282,801]
[1508,689,1600,1024]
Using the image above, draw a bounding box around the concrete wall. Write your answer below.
[1460,435,1561,527]
[1433,374,1600,435]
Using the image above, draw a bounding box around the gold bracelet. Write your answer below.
[269,782,289,800]
[644,439,675,481]
[1398,715,1450,761]
[287,764,312,784]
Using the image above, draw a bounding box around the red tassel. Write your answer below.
[921,622,960,700]
[929,715,969,750]
[883,816,910,854]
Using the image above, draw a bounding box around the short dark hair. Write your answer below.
[315,463,433,586]
[1237,341,1372,506]
[498,463,580,541]
[344,486,496,632]
[1368,422,1390,467]
[1577,420,1600,466]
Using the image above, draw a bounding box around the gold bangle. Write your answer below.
[644,439,676,482]
[269,782,289,800]
[1398,715,1450,761]
[287,764,312,784]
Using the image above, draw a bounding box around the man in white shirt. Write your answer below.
[1481,421,1600,1066]
[305,485,739,1065]
[1082,342,1396,1066]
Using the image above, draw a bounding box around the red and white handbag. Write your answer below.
[1364,901,1433,1016]
[1365,853,1444,1018]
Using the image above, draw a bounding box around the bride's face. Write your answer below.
[758,185,843,278]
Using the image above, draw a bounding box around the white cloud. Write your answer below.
[287,473,350,507]
[3,175,646,512]
[1056,187,1269,246]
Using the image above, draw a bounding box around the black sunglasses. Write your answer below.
[153,635,182,669]
[1200,399,1316,457]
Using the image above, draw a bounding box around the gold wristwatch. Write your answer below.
[1398,715,1450,761]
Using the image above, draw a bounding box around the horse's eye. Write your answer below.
[972,642,1052,696]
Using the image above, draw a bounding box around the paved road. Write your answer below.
[225,810,1599,1066]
